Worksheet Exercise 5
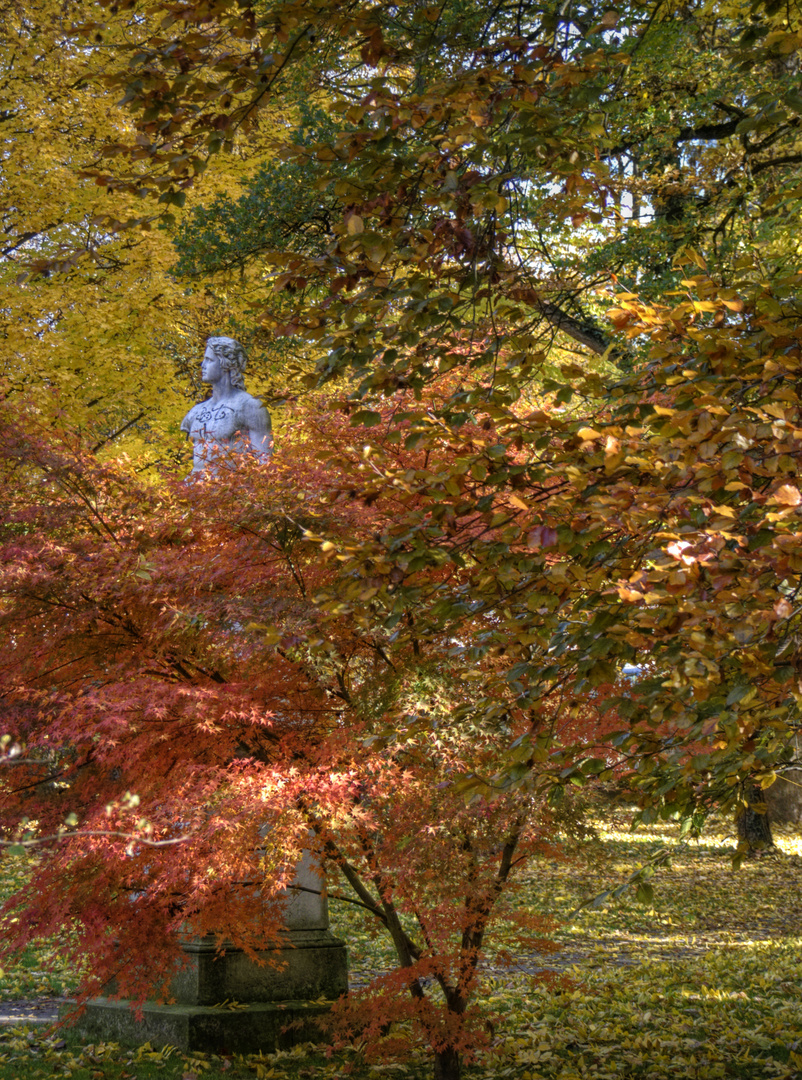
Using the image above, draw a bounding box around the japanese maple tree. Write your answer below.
[0,397,596,1080]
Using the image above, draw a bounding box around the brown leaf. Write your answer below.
[772,484,801,506]
[527,526,558,549]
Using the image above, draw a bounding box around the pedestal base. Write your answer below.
[67,997,332,1055]
[67,930,349,1054]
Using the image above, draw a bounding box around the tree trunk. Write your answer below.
[433,1047,461,1080]
[736,784,775,852]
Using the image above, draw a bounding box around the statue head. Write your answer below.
[205,336,247,391]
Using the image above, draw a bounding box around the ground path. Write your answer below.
[0,923,789,1030]
[0,998,66,1026]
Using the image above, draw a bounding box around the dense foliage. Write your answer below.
[2,2,802,1078]
[0,404,596,1079]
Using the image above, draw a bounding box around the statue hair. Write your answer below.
[206,336,247,391]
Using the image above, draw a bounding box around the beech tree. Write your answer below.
[0,0,299,459]
[77,0,802,800]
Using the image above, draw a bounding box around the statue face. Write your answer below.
[201,345,222,384]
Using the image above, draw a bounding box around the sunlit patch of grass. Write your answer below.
[468,812,802,1078]
[482,936,802,1079]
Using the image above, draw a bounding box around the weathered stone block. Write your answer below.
[169,930,348,1005]
[65,997,332,1055]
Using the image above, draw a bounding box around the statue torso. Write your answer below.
[181,391,271,473]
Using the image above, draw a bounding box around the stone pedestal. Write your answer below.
[169,929,348,1006]
[67,854,348,1054]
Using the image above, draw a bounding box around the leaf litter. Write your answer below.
[0,817,799,1079]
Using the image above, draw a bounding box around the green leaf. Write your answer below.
[350,410,382,427]
[725,685,750,706]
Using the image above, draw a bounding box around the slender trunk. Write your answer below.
[433,1045,461,1080]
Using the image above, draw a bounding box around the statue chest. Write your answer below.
[189,402,243,442]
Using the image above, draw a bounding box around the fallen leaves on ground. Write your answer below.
[0,816,800,1079]
[0,855,83,1001]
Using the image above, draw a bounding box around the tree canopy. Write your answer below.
[2,2,802,1078]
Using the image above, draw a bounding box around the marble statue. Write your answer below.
[181,336,272,474]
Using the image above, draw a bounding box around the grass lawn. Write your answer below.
[0,815,800,1079]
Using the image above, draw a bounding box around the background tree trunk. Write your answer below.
[736,785,775,852]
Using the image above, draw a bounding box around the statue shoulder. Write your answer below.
[235,391,270,424]
[180,400,208,432]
